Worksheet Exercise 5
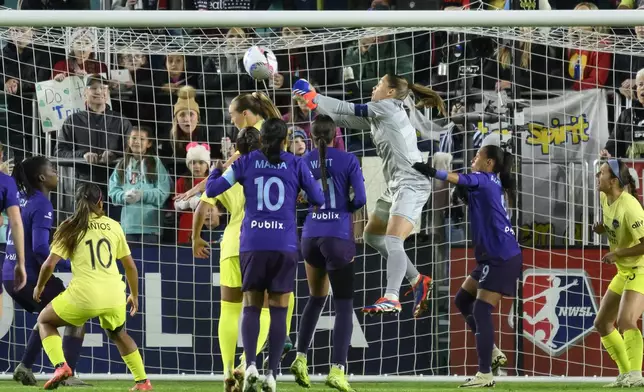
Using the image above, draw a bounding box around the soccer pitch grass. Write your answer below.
[0,380,624,391]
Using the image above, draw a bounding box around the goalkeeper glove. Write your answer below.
[292,79,318,110]
[412,162,437,178]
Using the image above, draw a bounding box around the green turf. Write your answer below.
[0,380,622,392]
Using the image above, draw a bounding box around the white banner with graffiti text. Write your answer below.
[477,89,609,246]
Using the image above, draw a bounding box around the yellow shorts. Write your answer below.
[608,267,644,296]
[219,256,242,288]
[51,292,126,331]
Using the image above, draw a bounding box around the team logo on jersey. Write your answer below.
[613,219,620,229]
[521,269,597,356]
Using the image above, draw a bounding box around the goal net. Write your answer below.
[0,8,637,380]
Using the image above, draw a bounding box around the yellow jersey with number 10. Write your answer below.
[601,191,644,271]
[50,214,130,310]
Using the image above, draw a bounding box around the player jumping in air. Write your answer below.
[293,75,442,317]
[5,157,89,387]
[180,92,297,371]
[205,119,325,392]
[289,115,367,392]
[413,145,521,388]
[33,183,152,391]
[593,159,644,387]
[192,126,273,392]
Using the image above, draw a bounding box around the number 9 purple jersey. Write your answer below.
[302,147,366,240]
[230,150,325,253]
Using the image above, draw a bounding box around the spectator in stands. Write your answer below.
[19,0,89,9]
[615,7,644,99]
[1,27,61,160]
[152,53,201,141]
[342,4,413,97]
[564,3,612,90]
[56,75,130,186]
[289,129,308,156]
[604,68,644,158]
[108,126,171,243]
[491,29,565,94]
[52,28,107,81]
[112,52,155,125]
[158,86,210,175]
[191,0,251,10]
[282,95,345,151]
[271,27,340,91]
[174,143,210,244]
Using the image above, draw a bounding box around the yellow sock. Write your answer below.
[42,335,65,366]
[256,307,271,355]
[219,301,242,375]
[122,350,147,382]
[624,328,643,372]
[286,293,295,336]
[601,329,631,374]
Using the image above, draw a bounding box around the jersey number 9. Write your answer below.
[254,176,285,211]
[85,238,113,270]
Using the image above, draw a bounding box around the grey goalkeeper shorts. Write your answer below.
[373,185,431,226]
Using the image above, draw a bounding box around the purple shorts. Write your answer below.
[240,251,298,293]
[470,253,523,297]
[301,237,355,271]
[3,277,66,313]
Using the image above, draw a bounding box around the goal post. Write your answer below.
[0,7,639,383]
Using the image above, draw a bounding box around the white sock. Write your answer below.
[383,293,399,301]
[409,274,420,286]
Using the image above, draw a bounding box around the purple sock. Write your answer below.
[454,289,477,334]
[21,328,42,368]
[296,296,326,354]
[268,306,288,377]
[472,299,495,374]
[242,306,261,368]
[62,332,84,373]
[332,298,353,367]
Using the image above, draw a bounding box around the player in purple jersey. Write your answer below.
[289,115,366,392]
[0,165,27,295]
[3,157,89,387]
[205,118,325,392]
[414,144,521,388]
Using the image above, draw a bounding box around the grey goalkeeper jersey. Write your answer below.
[314,94,431,192]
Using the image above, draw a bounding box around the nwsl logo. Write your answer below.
[520,269,597,356]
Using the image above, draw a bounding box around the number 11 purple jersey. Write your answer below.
[302,147,366,240]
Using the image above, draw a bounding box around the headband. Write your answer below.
[607,159,624,187]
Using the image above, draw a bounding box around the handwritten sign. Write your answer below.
[35,75,112,134]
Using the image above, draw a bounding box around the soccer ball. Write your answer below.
[243,45,278,80]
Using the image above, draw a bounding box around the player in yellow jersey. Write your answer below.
[593,159,644,387]
[33,183,151,391]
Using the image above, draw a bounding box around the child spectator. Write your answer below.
[108,126,171,243]
[112,52,155,125]
[289,128,308,156]
[174,143,210,244]
[158,85,210,175]
[283,96,345,151]
[52,28,107,80]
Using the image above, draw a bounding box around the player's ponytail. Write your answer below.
[311,115,336,193]
[387,74,446,117]
[232,92,281,121]
[237,126,261,155]
[53,183,104,257]
[12,156,50,197]
[253,91,281,119]
[485,145,517,209]
[260,118,288,165]
[616,159,641,204]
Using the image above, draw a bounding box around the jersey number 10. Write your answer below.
[85,238,113,270]
[254,176,286,211]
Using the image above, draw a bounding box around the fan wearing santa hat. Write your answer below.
[174,142,211,244]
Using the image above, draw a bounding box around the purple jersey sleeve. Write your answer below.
[31,203,53,262]
[457,172,492,189]
[205,167,236,198]
[348,155,366,211]
[0,174,19,211]
[297,158,325,206]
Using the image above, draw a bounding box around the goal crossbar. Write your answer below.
[0,10,642,28]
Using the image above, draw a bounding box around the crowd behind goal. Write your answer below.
[3,0,644,389]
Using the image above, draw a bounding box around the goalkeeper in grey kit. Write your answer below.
[293,75,444,317]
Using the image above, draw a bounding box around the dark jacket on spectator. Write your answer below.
[19,0,89,9]
[275,45,342,90]
[613,50,644,89]
[56,107,131,181]
[190,0,251,9]
[605,100,644,158]
[157,125,211,175]
[113,64,156,126]
[0,42,62,158]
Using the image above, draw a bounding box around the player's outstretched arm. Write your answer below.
[34,253,62,302]
[412,162,485,188]
[7,205,27,291]
[120,254,139,316]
